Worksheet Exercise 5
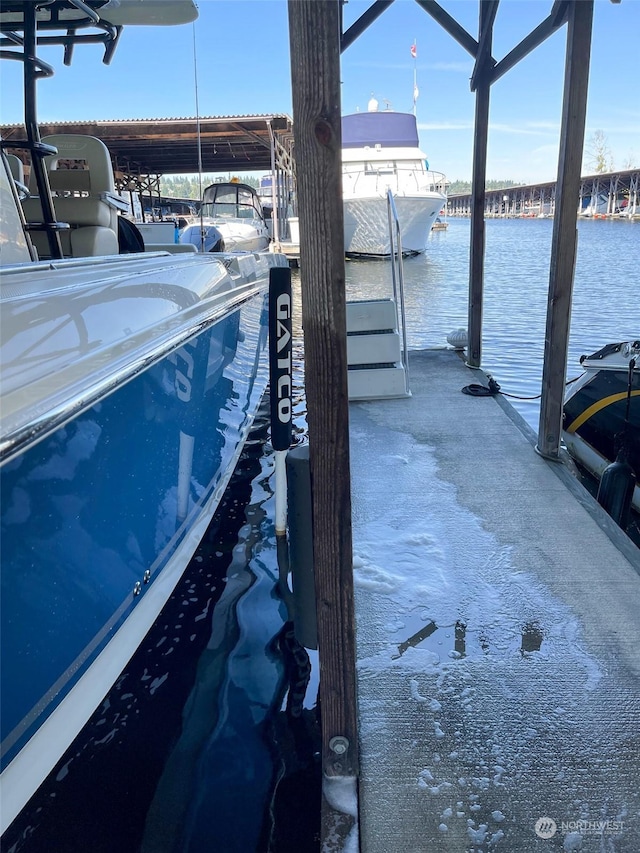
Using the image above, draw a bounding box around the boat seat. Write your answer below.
[22,134,127,258]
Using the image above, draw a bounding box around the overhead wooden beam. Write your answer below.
[469,0,499,92]
[491,2,568,86]
[550,0,571,26]
[537,0,594,459]
[229,123,270,149]
[414,0,479,58]
[341,0,395,52]
[288,0,358,779]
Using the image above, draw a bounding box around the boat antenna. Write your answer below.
[192,22,205,252]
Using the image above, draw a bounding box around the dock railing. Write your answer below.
[386,189,410,394]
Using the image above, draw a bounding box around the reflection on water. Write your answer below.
[393,617,546,662]
[4,403,320,853]
[345,218,639,428]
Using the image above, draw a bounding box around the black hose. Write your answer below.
[462,373,582,400]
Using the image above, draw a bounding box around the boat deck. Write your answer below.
[349,348,640,852]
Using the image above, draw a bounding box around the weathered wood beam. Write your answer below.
[288,0,359,778]
[414,0,479,58]
[491,2,568,86]
[341,0,395,52]
[537,0,594,459]
[229,123,271,149]
[550,0,571,26]
[466,1,495,368]
[469,0,499,92]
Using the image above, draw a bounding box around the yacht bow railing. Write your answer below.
[386,189,410,394]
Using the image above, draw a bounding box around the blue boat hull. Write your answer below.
[0,248,288,832]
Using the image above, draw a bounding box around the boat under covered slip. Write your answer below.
[181,181,271,254]
[563,341,640,516]
[342,100,447,257]
[0,0,287,835]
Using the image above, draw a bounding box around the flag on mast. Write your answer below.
[412,42,419,114]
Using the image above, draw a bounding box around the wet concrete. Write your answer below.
[349,348,640,853]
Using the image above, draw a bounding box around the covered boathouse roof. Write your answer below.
[0,113,294,176]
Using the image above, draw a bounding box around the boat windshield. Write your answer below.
[345,159,426,176]
[202,200,261,220]
[201,184,263,220]
[342,159,447,196]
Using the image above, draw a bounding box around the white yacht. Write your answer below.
[342,99,447,257]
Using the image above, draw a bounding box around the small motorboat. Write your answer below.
[0,0,286,835]
[563,341,640,514]
[184,181,271,253]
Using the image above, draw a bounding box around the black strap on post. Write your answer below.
[269,266,293,452]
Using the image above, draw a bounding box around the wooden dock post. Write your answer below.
[288,0,359,784]
[466,0,498,368]
[537,0,594,459]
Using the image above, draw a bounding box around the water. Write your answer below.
[345,217,639,428]
[4,219,638,852]
[4,402,320,853]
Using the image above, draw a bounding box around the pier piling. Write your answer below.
[288,0,359,786]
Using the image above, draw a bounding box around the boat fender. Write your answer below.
[461,375,501,397]
[596,448,636,530]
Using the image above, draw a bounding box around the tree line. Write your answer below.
[159,174,259,199]
[448,178,524,195]
[449,132,636,194]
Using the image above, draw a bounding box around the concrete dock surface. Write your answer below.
[349,348,640,853]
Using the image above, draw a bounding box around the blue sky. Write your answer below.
[1,0,638,183]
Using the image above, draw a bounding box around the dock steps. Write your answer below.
[346,298,409,401]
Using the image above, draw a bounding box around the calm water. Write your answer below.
[345,217,639,428]
[5,219,638,853]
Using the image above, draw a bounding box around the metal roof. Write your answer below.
[1,114,294,176]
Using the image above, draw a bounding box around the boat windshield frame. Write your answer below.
[201,183,266,222]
